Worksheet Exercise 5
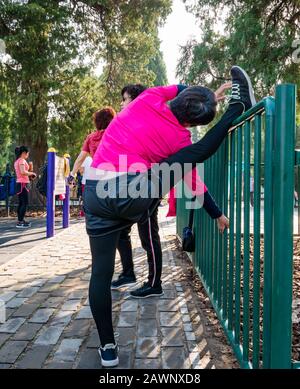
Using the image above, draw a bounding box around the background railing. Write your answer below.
[176,84,298,368]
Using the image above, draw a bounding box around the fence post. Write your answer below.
[4,164,10,217]
[46,148,56,238]
[270,84,296,368]
[62,154,70,229]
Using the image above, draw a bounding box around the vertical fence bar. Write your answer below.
[243,120,251,362]
[217,144,224,307]
[213,154,218,301]
[252,114,262,368]
[228,133,236,331]
[262,98,275,368]
[63,154,70,229]
[234,126,243,344]
[46,148,56,238]
[222,138,229,319]
[270,84,296,368]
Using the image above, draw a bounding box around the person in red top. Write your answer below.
[14,146,36,228]
[69,107,116,180]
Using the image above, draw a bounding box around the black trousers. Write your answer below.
[86,103,244,347]
[17,184,29,222]
[117,205,162,287]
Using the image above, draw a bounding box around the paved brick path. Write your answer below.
[0,207,235,369]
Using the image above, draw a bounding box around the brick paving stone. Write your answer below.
[41,296,64,308]
[26,293,50,305]
[0,340,28,363]
[30,279,47,288]
[160,289,176,299]
[0,318,25,333]
[35,326,65,345]
[0,291,17,302]
[134,358,162,369]
[185,331,196,341]
[140,304,157,318]
[115,327,136,347]
[0,364,11,369]
[68,290,87,300]
[158,300,178,312]
[86,329,100,348]
[159,312,181,327]
[61,300,81,312]
[120,300,138,312]
[12,303,39,318]
[17,287,39,298]
[162,347,190,369]
[161,327,185,347]
[63,319,91,338]
[136,338,160,359]
[6,298,28,309]
[183,323,193,332]
[12,323,43,341]
[51,311,73,326]
[0,333,11,347]
[116,346,133,369]
[48,276,66,284]
[29,308,55,324]
[75,306,93,319]
[49,287,70,297]
[15,345,52,369]
[46,361,74,369]
[137,319,158,337]
[39,283,59,293]
[117,312,137,327]
[53,339,82,362]
[76,348,101,369]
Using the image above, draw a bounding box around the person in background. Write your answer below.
[69,107,116,181]
[14,146,36,228]
[79,155,93,217]
[250,175,254,207]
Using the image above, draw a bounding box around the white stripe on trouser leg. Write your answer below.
[148,210,156,287]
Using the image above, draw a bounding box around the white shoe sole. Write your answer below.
[98,349,119,368]
[130,291,164,299]
[232,65,256,107]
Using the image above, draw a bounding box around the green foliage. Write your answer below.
[178,0,300,100]
[0,0,171,170]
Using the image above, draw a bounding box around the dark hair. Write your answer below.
[15,145,29,159]
[170,86,217,126]
[93,106,116,131]
[121,84,147,101]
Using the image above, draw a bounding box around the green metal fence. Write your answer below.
[176,84,298,368]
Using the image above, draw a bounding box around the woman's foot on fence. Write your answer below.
[229,66,256,111]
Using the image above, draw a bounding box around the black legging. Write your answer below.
[88,103,243,347]
[117,205,162,287]
[17,185,29,222]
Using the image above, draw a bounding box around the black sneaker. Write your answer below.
[98,343,119,367]
[130,282,164,299]
[111,274,136,290]
[229,66,256,111]
[23,221,31,227]
[16,221,29,229]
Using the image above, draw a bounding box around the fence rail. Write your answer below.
[176,84,297,368]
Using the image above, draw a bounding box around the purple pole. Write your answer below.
[63,154,70,229]
[46,148,56,238]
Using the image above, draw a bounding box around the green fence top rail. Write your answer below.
[231,96,275,130]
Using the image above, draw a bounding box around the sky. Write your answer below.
[158,0,202,84]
